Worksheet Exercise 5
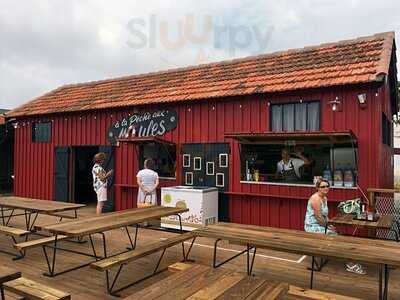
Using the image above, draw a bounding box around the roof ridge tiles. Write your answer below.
[50,32,394,91]
[374,32,395,77]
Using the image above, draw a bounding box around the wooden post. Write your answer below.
[368,191,375,211]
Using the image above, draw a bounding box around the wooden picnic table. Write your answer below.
[327,214,399,241]
[40,205,187,236]
[0,196,85,231]
[126,263,289,300]
[38,206,189,277]
[328,214,394,230]
[189,222,400,300]
[0,197,85,213]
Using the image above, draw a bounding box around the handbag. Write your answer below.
[137,192,155,208]
[337,198,361,215]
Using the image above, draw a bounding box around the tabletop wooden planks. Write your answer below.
[193,223,400,267]
[219,222,399,249]
[41,206,188,237]
[126,264,288,300]
[0,197,85,213]
[328,214,394,230]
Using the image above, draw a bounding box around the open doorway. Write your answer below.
[73,146,99,204]
[0,121,13,194]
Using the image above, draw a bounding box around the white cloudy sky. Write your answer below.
[0,0,399,110]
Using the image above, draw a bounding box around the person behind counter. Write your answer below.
[137,158,159,206]
[275,148,311,182]
[304,179,366,275]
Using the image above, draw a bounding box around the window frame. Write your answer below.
[185,172,194,185]
[183,154,191,167]
[382,113,392,146]
[216,173,225,187]
[193,157,202,170]
[239,142,358,187]
[139,142,177,179]
[206,161,215,175]
[270,101,321,132]
[32,122,52,143]
[219,153,228,168]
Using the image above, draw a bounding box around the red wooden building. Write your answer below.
[6,32,398,229]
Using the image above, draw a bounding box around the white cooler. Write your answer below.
[161,186,218,231]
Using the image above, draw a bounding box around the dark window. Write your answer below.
[140,143,176,178]
[382,113,392,146]
[32,122,52,143]
[271,102,320,132]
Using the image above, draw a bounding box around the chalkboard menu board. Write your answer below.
[107,110,178,145]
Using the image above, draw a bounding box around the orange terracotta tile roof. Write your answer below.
[7,31,396,118]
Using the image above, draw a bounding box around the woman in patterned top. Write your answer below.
[92,152,113,215]
[304,179,366,275]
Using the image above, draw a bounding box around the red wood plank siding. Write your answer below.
[13,83,393,229]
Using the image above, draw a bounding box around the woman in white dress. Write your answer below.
[136,158,159,206]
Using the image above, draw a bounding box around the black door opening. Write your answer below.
[0,122,13,194]
[73,146,99,204]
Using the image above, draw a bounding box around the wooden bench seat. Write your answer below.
[0,226,29,237]
[14,235,68,252]
[285,285,362,300]
[1,266,21,300]
[91,231,195,271]
[3,277,70,300]
[0,267,21,286]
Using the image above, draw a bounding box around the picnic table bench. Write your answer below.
[189,222,400,300]
[0,226,29,259]
[286,285,362,300]
[91,231,196,295]
[0,266,21,300]
[4,277,70,300]
[36,206,188,280]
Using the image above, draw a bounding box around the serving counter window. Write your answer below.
[139,142,176,178]
[228,132,358,187]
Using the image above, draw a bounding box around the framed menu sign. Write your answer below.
[107,110,178,145]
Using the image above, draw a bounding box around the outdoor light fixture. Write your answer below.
[357,93,367,109]
[329,97,341,112]
[12,122,19,129]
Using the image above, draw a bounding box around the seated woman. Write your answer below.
[304,179,366,275]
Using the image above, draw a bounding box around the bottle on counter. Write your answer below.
[343,163,354,187]
[246,167,252,181]
[333,163,343,187]
[322,164,332,186]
